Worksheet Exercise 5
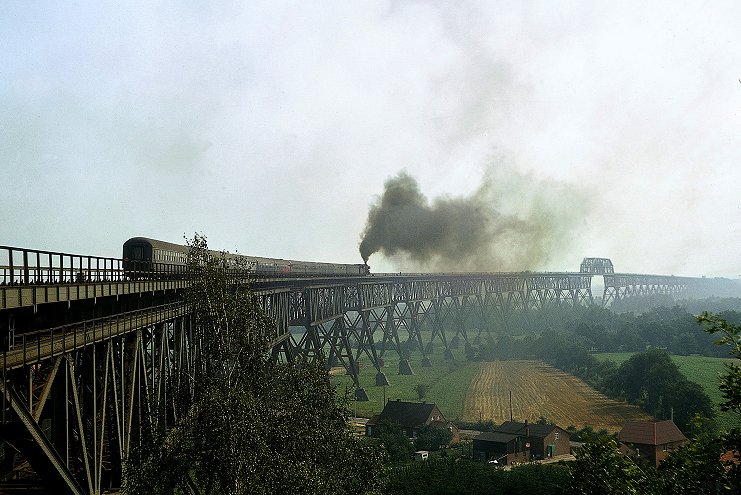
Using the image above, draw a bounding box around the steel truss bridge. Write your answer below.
[0,245,736,493]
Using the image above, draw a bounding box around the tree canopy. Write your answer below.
[601,348,715,432]
[414,425,453,452]
[123,234,387,495]
[373,419,415,463]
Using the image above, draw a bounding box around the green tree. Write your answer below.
[697,312,741,413]
[656,429,732,495]
[414,425,453,451]
[386,460,570,495]
[123,234,387,495]
[603,348,714,433]
[374,420,415,463]
[413,383,429,400]
[568,435,657,495]
[696,312,741,492]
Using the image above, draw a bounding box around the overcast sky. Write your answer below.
[2,1,741,277]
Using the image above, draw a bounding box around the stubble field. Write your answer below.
[462,360,652,432]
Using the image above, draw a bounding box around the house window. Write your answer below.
[554,432,559,440]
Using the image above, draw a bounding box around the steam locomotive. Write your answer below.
[122,237,370,278]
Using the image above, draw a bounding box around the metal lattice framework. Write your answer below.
[0,304,194,493]
[1,243,738,492]
[603,274,694,306]
[280,273,596,397]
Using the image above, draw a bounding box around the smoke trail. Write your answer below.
[359,169,586,272]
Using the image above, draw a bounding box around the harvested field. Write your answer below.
[463,360,652,432]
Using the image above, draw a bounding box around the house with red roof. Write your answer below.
[720,449,740,469]
[618,420,687,468]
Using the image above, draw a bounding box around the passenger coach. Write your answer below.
[122,237,369,278]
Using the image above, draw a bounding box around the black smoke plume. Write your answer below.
[359,169,585,272]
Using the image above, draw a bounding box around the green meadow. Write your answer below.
[594,352,740,431]
[331,344,480,420]
[332,343,741,431]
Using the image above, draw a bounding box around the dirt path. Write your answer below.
[463,360,652,432]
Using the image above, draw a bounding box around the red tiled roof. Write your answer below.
[618,420,686,446]
[720,450,740,465]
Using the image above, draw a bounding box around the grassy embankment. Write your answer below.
[594,352,741,431]
[331,343,479,420]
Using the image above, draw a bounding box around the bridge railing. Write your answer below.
[0,246,192,285]
[0,246,126,285]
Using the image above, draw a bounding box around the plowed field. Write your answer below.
[463,360,652,432]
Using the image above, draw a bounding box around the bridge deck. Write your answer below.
[1,272,593,311]
[0,280,189,310]
[2,302,189,370]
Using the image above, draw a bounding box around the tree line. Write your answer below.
[505,302,741,357]
[386,312,741,494]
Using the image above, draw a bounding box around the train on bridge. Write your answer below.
[123,237,371,277]
[3,239,741,492]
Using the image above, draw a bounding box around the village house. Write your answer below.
[473,420,571,464]
[365,399,460,443]
[618,420,687,468]
[472,431,529,465]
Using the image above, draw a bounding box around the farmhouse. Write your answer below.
[365,399,459,443]
[472,432,529,465]
[474,420,570,464]
[495,421,571,460]
[618,420,687,468]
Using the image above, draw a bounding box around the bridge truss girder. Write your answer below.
[6,263,735,492]
[1,314,195,494]
[602,274,692,307]
[288,274,595,391]
[0,272,600,491]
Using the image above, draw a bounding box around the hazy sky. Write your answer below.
[2,1,741,276]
